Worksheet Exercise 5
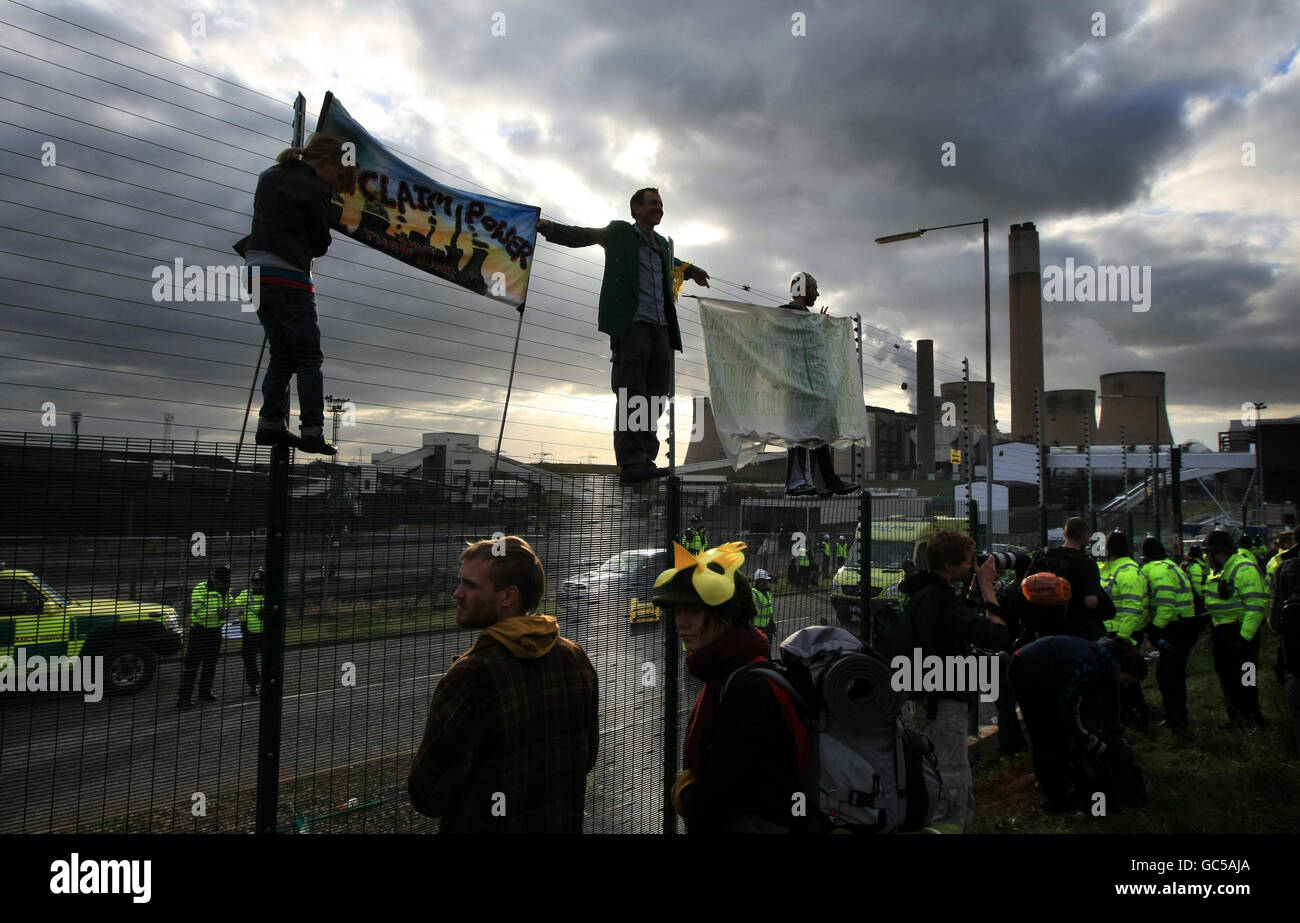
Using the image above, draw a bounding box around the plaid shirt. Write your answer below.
[409,634,599,833]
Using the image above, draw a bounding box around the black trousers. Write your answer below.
[1155,619,1202,729]
[241,623,262,688]
[1118,631,1149,728]
[1212,623,1262,721]
[610,321,671,468]
[179,624,222,700]
[996,651,1026,752]
[1011,659,1070,804]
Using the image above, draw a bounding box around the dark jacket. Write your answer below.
[1270,545,1300,677]
[541,219,702,350]
[408,616,599,833]
[1024,546,1107,640]
[233,159,333,274]
[680,625,808,833]
[1014,635,1117,732]
[900,570,1011,704]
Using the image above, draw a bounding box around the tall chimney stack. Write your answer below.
[1009,222,1044,444]
[916,339,935,477]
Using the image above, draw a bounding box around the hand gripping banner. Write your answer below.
[698,298,870,470]
[316,92,539,309]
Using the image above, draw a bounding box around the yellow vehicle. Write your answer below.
[0,566,183,696]
[829,516,969,634]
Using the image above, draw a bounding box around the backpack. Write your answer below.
[722,626,942,833]
[1023,548,1109,639]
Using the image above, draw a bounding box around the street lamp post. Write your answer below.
[877,219,993,548]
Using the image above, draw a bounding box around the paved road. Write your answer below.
[0,590,834,834]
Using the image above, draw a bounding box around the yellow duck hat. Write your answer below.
[652,541,748,608]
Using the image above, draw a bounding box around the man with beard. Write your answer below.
[409,537,598,832]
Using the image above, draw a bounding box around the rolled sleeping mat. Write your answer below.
[820,652,902,724]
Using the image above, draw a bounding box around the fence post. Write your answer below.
[255,441,291,834]
[255,92,303,836]
[662,474,681,835]
[860,489,872,648]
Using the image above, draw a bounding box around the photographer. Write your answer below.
[899,531,1012,831]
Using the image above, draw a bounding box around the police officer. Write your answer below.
[1266,531,1295,593]
[1252,534,1270,567]
[751,569,776,654]
[1140,537,1198,737]
[795,541,813,587]
[178,564,233,708]
[837,535,849,569]
[234,568,266,697]
[1183,545,1209,614]
[1204,529,1268,728]
[821,534,833,578]
[1101,532,1149,729]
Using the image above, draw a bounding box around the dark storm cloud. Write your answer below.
[0,0,1297,455]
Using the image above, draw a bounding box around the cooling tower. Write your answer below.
[1042,389,1097,446]
[939,381,992,431]
[1008,222,1044,443]
[1095,371,1173,446]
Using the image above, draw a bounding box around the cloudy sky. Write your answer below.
[1,0,1296,465]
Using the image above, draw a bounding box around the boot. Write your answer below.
[785,448,815,496]
[810,445,858,496]
[298,426,337,456]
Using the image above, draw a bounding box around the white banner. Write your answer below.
[698,298,870,470]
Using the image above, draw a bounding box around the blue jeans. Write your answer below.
[256,284,324,429]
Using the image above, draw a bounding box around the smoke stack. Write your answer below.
[916,340,935,475]
[1009,222,1044,444]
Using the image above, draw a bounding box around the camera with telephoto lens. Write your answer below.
[974,550,1033,573]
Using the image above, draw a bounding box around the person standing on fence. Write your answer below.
[234,132,357,457]
[177,564,233,709]
[1139,538,1198,738]
[779,272,857,497]
[409,536,598,833]
[657,541,810,833]
[898,531,1010,831]
[233,568,266,697]
[536,189,710,482]
[1204,529,1268,729]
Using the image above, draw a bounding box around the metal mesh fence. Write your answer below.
[3,433,910,834]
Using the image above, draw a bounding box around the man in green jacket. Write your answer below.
[538,189,710,482]
[178,564,233,708]
[233,568,266,697]
[1205,529,1268,728]
[1183,545,1209,613]
[1101,531,1149,729]
[1140,537,1198,736]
